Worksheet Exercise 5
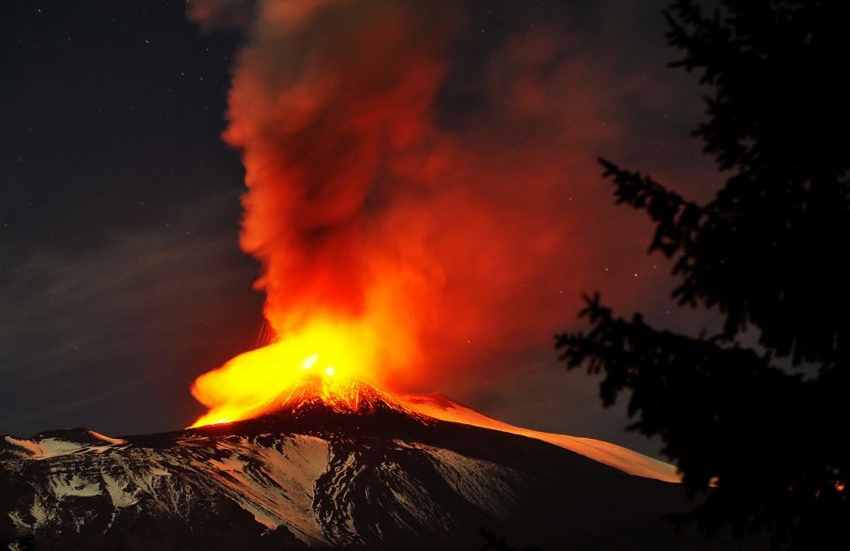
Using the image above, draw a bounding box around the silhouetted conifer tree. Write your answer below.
[557,1,849,548]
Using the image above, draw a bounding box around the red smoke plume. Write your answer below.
[185,0,672,425]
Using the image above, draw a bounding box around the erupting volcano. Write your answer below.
[175,0,679,497]
[180,0,619,431]
[0,1,740,549]
[6,0,835,548]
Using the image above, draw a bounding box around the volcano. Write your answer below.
[1,380,754,551]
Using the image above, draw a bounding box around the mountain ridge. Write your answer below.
[3,378,675,482]
[1,380,762,551]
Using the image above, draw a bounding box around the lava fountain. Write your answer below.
[189,314,408,427]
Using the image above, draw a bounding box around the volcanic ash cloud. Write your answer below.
[187,0,636,400]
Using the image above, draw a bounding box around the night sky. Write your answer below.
[1,0,717,458]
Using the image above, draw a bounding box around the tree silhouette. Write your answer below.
[557,1,848,549]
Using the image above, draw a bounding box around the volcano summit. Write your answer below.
[2,380,752,551]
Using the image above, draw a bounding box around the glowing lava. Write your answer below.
[189,318,385,427]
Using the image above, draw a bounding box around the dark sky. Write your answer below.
[1,0,717,458]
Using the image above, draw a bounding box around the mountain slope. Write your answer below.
[400,393,679,483]
[1,380,757,551]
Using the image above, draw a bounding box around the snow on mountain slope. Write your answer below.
[1,430,126,460]
[263,377,678,483]
[0,410,537,549]
[2,381,719,551]
[402,393,680,483]
[176,433,330,543]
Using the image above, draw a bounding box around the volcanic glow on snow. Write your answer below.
[189,318,384,428]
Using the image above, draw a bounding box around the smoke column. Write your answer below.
[187,0,651,397]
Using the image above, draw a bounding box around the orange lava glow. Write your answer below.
[188,316,408,427]
[185,0,666,428]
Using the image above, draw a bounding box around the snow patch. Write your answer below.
[39,438,88,457]
[101,472,139,508]
[7,511,27,530]
[50,474,101,498]
[29,498,51,528]
[188,434,330,545]
[409,442,520,520]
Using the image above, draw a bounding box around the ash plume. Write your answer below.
[187,0,674,392]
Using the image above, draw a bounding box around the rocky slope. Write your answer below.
[0,380,753,551]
